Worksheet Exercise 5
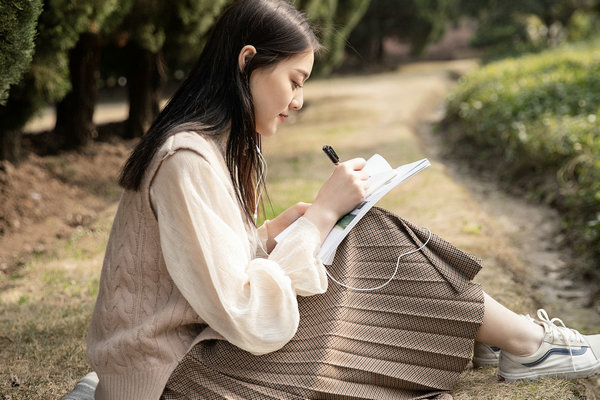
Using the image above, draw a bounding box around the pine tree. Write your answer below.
[0,0,43,162]
[0,0,86,163]
[54,0,132,149]
[458,0,600,51]
[0,0,43,106]
[297,0,372,75]
[120,0,230,138]
[347,0,454,65]
[0,0,127,162]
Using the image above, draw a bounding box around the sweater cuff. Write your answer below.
[268,216,327,296]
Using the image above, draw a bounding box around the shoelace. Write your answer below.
[536,308,585,371]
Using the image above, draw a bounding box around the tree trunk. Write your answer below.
[125,43,166,138]
[0,130,22,164]
[55,32,102,149]
[375,36,384,63]
[0,78,38,163]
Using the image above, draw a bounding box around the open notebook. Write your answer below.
[275,155,430,265]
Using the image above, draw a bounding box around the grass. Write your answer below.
[1,61,598,399]
[0,207,114,399]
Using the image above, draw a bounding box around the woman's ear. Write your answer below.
[238,45,257,73]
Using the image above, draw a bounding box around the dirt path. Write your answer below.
[424,127,600,331]
[412,62,600,335]
[3,59,599,399]
[402,61,600,397]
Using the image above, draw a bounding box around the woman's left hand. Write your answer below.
[264,202,311,252]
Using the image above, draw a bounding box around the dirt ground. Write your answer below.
[1,59,600,398]
[0,137,133,277]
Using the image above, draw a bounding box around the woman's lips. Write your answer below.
[279,113,288,123]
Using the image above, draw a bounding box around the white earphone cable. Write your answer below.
[254,147,269,256]
[254,147,266,222]
[325,227,432,292]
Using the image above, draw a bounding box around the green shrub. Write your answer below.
[443,40,600,273]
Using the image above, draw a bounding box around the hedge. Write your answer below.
[442,40,600,274]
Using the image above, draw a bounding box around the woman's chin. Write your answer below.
[257,126,277,137]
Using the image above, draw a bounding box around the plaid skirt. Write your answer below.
[162,207,485,400]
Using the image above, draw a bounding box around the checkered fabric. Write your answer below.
[162,207,485,400]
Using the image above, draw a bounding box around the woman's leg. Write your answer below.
[475,292,544,356]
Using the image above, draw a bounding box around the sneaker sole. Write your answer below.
[498,361,600,381]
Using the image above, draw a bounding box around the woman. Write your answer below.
[86,0,600,399]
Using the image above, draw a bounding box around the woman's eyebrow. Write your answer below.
[295,69,310,81]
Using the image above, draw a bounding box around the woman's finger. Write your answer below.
[341,157,366,171]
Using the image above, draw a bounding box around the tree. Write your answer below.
[121,0,371,136]
[347,0,456,65]
[0,0,43,162]
[0,0,87,163]
[0,0,132,162]
[54,0,132,149]
[461,0,600,52]
[297,0,372,75]
[119,0,230,138]
[0,0,43,106]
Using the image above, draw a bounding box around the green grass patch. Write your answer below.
[441,39,600,276]
[0,213,110,399]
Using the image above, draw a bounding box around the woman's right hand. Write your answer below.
[303,158,369,243]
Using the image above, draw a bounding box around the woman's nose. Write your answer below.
[290,93,303,110]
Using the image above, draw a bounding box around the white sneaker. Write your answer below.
[498,309,600,381]
[473,342,501,368]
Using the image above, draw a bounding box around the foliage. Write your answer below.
[463,0,600,59]
[347,0,455,63]
[0,0,130,150]
[296,0,371,75]
[0,0,43,106]
[0,1,84,134]
[567,8,600,41]
[443,40,600,271]
[162,0,232,72]
[114,0,230,75]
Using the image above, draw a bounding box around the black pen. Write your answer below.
[322,145,339,165]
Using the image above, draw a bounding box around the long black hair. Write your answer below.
[119,0,321,221]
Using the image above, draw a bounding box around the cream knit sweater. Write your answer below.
[87,131,327,400]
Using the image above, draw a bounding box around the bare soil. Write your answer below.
[0,135,134,278]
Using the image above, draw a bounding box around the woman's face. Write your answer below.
[249,51,314,137]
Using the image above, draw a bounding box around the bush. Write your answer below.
[442,40,600,274]
[0,0,43,105]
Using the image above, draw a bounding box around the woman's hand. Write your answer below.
[264,202,311,253]
[303,158,369,242]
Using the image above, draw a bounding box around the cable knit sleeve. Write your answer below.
[150,150,327,355]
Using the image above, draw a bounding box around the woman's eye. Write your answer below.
[292,81,302,89]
